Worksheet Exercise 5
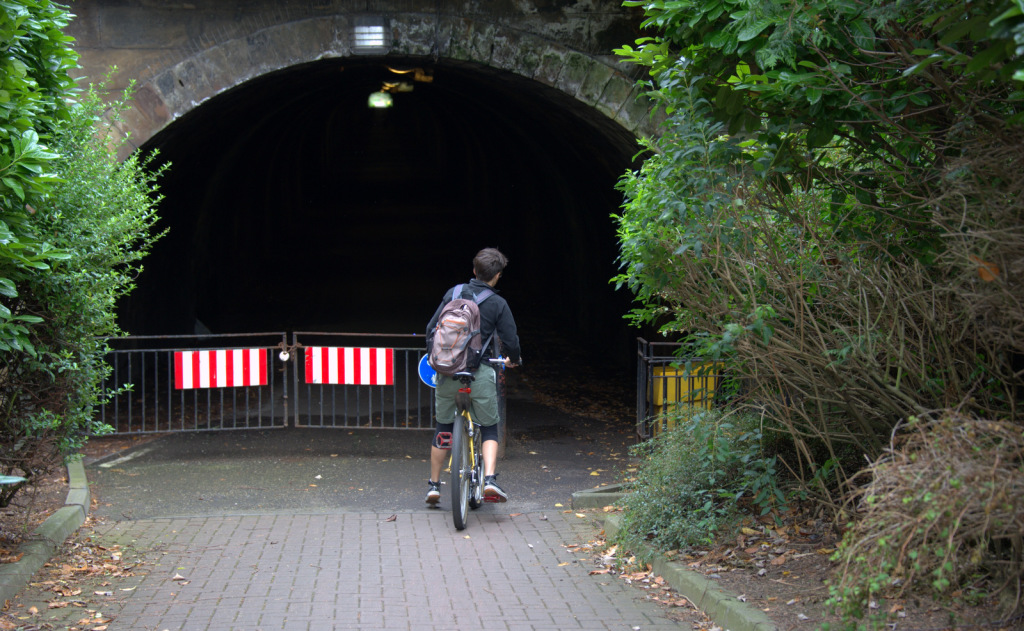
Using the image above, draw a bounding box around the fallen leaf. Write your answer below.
[383,514,397,522]
[557,562,570,567]
[971,255,1000,281]
[172,573,187,581]
[590,471,600,476]
[589,569,611,575]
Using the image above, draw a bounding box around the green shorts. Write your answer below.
[434,363,499,427]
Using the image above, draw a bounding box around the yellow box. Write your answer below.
[651,363,721,407]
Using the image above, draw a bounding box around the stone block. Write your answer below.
[593,72,635,120]
[554,51,590,97]
[616,83,657,135]
[577,61,616,107]
[533,45,568,87]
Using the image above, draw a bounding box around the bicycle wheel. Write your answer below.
[450,413,471,530]
[469,427,484,509]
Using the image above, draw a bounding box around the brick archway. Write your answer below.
[74,9,656,158]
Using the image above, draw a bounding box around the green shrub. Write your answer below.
[614,408,784,558]
[0,77,164,505]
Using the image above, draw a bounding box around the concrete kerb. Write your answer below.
[0,456,90,606]
[603,513,778,631]
[571,482,631,509]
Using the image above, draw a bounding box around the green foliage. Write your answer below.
[0,0,79,355]
[11,78,166,449]
[613,408,784,558]
[614,0,1024,486]
[0,1,165,504]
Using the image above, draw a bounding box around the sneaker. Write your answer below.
[425,480,441,505]
[483,475,508,503]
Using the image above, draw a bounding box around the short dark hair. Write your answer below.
[473,248,508,281]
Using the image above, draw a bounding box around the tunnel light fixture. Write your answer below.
[353,17,388,54]
[367,91,393,108]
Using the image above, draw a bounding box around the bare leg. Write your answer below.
[430,445,447,482]
[482,439,498,476]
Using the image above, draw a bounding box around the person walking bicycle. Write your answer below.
[424,248,521,506]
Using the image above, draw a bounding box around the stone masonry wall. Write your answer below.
[64,0,658,158]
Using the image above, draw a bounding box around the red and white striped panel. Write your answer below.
[174,349,268,389]
[304,347,394,386]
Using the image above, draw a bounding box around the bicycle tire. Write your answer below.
[450,413,471,530]
[469,428,483,509]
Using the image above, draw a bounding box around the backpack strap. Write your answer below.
[472,288,496,357]
[473,288,494,304]
[451,284,494,304]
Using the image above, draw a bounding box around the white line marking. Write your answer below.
[99,447,156,468]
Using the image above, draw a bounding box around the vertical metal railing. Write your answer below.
[96,333,289,435]
[636,338,724,439]
[290,332,436,430]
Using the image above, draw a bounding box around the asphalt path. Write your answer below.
[83,399,637,521]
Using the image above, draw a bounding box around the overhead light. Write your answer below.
[386,66,434,83]
[367,91,393,108]
[382,81,414,93]
[353,17,388,54]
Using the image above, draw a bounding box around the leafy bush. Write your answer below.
[827,414,1024,626]
[614,408,783,558]
[0,78,164,505]
[0,0,79,354]
[613,0,1024,502]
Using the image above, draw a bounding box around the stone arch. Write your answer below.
[109,12,656,159]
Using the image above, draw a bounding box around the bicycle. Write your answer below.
[450,358,505,531]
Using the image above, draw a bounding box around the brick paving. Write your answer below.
[85,510,683,631]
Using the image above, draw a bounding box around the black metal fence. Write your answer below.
[95,332,445,436]
[289,332,436,430]
[97,332,290,435]
[636,337,724,439]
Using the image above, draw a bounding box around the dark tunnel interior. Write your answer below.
[123,58,645,372]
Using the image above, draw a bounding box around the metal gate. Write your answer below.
[95,332,445,436]
[288,331,435,430]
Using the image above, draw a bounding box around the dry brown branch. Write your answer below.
[833,413,1024,617]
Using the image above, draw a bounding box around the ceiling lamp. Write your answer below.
[367,91,393,108]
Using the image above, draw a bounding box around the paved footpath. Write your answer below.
[11,424,690,630]
[87,510,683,631]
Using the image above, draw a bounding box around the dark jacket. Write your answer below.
[426,278,521,365]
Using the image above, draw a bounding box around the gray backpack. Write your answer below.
[427,284,494,376]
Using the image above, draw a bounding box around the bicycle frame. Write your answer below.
[451,395,483,530]
[449,359,506,530]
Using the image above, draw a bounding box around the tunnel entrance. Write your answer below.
[121,58,642,377]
